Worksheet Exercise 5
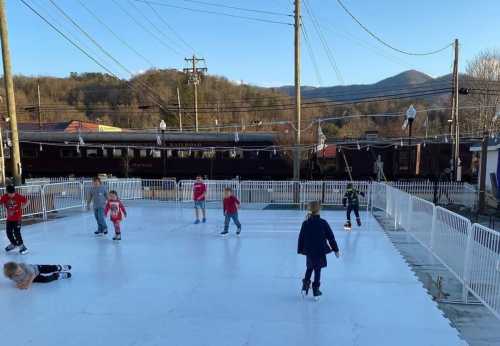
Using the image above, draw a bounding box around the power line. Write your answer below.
[303,0,344,83]
[76,0,155,67]
[47,0,173,110]
[20,0,169,112]
[301,22,322,86]
[134,0,294,26]
[111,0,183,56]
[335,0,453,56]
[138,0,292,17]
[142,1,198,54]
[126,0,187,55]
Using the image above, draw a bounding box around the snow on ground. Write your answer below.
[0,202,465,346]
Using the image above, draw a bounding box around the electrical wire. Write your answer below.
[143,1,199,54]
[303,0,344,83]
[21,0,170,112]
[301,22,323,86]
[111,0,183,55]
[76,0,155,67]
[335,0,454,56]
[134,0,294,26]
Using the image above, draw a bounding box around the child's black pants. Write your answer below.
[6,221,23,246]
[304,267,321,285]
[33,265,60,283]
[346,205,360,221]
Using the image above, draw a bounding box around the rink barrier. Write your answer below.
[300,181,371,209]
[376,182,500,320]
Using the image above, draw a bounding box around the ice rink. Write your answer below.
[0,202,466,346]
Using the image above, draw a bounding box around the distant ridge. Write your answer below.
[275,70,452,104]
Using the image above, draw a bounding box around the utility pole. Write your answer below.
[176,86,182,132]
[37,81,42,130]
[293,0,301,180]
[451,39,460,181]
[478,130,488,213]
[183,55,207,132]
[0,0,21,185]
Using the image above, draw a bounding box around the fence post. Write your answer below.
[462,223,474,303]
[80,182,86,211]
[430,206,437,250]
[41,185,47,220]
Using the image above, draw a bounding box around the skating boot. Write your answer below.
[5,244,16,252]
[343,220,352,231]
[113,234,122,241]
[58,272,72,280]
[312,283,322,301]
[220,230,229,237]
[19,245,29,255]
[59,265,72,272]
[301,279,311,297]
[236,227,241,236]
[356,217,362,227]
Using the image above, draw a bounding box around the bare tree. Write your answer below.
[464,50,500,135]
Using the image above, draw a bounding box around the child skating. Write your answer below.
[1,185,29,254]
[342,183,365,230]
[297,201,339,300]
[220,187,241,236]
[87,177,108,236]
[104,190,127,241]
[3,262,71,289]
[193,175,207,224]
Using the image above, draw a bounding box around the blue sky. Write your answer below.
[6,0,500,87]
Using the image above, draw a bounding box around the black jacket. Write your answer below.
[342,188,364,207]
[297,215,339,268]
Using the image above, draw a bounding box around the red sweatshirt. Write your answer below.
[0,193,28,221]
[104,199,127,222]
[223,195,240,214]
[193,182,207,201]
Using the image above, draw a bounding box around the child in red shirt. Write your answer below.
[1,185,29,254]
[220,187,241,236]
[193,175,207,224]
[104,190,127,241]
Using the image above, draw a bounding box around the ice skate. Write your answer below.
[301,279,311,297]
[312,283,322,301]
[5,244,16,252]
[236,227,241,236]
[113,234,121,241]
[94,230,103,236]
[220,230,229,237]
[18,245,29,255]
[202,218,206,223]
[356,217,362,227]
[103,229,108,235]
[59,265,72,272]
[58,272,72,280]
[194,220,200,225]
[343,221,352,231]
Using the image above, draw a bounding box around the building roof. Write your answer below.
[17,120,121,133]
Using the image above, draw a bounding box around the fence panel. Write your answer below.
[141,179,177,201]
[42,182,83,213]
[433,207,472,280]
[466,224,500,319]
[240,181,300,204]
[371,182,387,212]
[179,180,240,203]
[105,179,143,200]
[300,181,370,206]
[408,196,435,249]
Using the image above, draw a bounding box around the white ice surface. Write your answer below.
[0,202,466,346]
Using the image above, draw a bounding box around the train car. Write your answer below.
[7,131,292,180]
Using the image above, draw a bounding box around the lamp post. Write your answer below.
[159,120,167,178]
[405,105,417,176]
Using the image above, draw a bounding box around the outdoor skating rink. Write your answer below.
[0,202,466,346]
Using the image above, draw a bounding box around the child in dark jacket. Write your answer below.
[297,201,340,299]
[342,183,365,229]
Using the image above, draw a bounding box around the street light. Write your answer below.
[405,104,417,176]
[159,120,167,178]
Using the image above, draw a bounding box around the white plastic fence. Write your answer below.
[42,182,84,213]
[376,182,500,320]
[240,181,300,204]
[179,180,241,203]
[141,179,178,201]
[301,181,370,207]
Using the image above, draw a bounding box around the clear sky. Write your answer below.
[5,0,500,87]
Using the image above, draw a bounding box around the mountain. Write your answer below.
[276,70,451,104]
